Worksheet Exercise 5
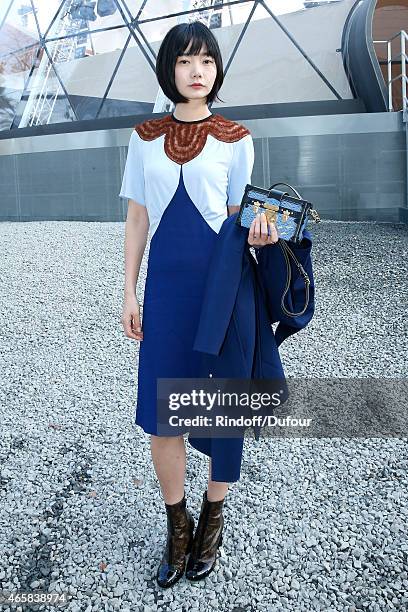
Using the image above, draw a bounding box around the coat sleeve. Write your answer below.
[255,229,315,347]
[118,129,146,206]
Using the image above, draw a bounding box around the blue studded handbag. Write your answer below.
[235,182,320,244]
[236,182,320,317]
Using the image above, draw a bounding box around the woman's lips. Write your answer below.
[190,84,204,88]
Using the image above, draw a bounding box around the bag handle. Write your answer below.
[277,238,310,317]
[267,182,303,200]
[262,182,311,316]
[268,182,321,223]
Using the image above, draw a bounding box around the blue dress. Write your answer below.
[119,112,254,481]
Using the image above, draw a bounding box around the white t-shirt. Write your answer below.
[119,122,254,240]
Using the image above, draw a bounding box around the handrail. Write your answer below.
[374,30,408,119]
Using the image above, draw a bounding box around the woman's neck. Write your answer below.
[172,105,212,122]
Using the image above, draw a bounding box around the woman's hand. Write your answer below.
[121,293,143,341]
[248,212,279,247]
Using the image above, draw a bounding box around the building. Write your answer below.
[0,0,407,222]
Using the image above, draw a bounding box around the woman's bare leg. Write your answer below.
[150,435,186,504]
[207,458,229,501]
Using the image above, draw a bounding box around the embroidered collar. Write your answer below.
[134,113,250,165]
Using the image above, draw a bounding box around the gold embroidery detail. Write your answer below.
[263,203,280,224]
[133,114,251,165]
[251,201,282,223]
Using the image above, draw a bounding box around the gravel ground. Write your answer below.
[0,219,407,612]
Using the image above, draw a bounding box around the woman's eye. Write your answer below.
[178,58,213,64]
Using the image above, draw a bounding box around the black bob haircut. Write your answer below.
[156,21,225,106]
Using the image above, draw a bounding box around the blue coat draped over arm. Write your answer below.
[187,213,315,482]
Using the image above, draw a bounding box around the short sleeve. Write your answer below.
[226,133,255,206]
[119,129,145,206]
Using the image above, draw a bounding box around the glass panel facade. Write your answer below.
[0,0,346,131]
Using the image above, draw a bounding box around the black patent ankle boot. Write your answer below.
[156,492,195,588]
[185,490,224,581]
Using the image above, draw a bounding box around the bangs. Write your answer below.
[176,23,219,59]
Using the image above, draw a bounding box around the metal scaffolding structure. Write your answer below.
[18,0,93,127]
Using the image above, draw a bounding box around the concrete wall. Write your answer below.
[0,110,406,223]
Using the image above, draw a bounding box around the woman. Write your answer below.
[119,21,277,588]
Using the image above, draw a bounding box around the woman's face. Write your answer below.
[174,41,217,103]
